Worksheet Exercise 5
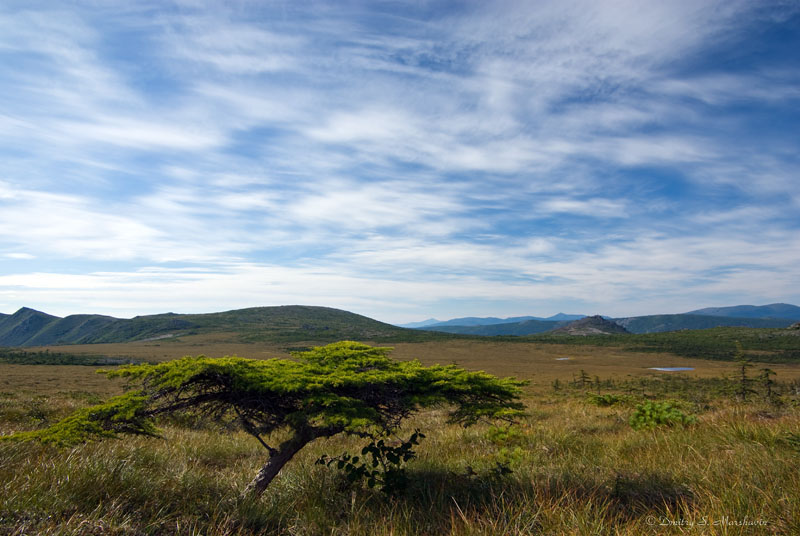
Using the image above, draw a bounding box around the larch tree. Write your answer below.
[2,341,526,497]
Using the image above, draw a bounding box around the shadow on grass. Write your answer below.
[236,466,697,534]
[1,438,694,536]
[405,467,692,515]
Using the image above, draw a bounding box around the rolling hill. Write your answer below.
[0,306,448,347]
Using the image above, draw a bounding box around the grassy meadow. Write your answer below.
[2,335,800,535]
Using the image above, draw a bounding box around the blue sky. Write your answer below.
[0,0,798,324]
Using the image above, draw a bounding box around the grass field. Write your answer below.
[2,335,799,535]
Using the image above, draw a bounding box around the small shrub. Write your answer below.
[24,397,53,426]
[496,446,525,466]
[316,430,425,495]
[629,401,697,430]
[484,425,525,446]
[585,393,633,407]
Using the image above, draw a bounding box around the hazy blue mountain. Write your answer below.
[397,318,442,328]
[420,312,795,336]
[420,313,587,327]
[544,313,586,321]
[421,319,563,336]
[685,303,800,320]
[427,316,538,327]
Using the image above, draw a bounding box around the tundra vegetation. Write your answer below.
[1,336,799,535]
[2,342,526,498]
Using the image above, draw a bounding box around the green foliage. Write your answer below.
[482,426,525,476]
[494,447,524,469]
[1,392,158,446]
[94,340,525,435]
[484,425,525,446]
[316,430,425,495]
[629,401,697,430]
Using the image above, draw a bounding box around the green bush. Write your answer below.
[629,401,697,430]
[484,425,525,446]
[585,393,633,407]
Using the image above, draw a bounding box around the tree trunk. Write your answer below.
[243,428,315,497]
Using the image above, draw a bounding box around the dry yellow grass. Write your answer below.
[0,363,125,396]
[387,340,800,382]
[3,337,800,535]
[23,335,800,394]
[30,332,292,362]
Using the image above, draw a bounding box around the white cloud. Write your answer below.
[0,0,797,321]
[538,198,628,218]
[55,117,225,151]
[164,14,306,74]
[4,253,35,260]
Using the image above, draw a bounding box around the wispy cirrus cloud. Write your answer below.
[0,0,798,322]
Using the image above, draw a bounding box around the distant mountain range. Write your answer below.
[398,313,585,328]
[1,303,798,348]
[398,318,442,328]
[410,303,800,336]
[423,318,572,336]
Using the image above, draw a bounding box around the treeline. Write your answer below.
[526,327,800,363]
[555,366,800,406]
[0,349,146,366]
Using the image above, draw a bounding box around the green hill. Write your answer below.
[685,303,800,320]
[0,308,61,346]
[0,306,451,347]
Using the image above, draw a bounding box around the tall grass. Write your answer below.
[1,374,799,534]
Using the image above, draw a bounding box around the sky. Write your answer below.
[0,0,798,324]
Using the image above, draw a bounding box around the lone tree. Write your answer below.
[3,341,525,497]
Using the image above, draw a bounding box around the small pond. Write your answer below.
[648,367,694,372]
[554,358,571,361]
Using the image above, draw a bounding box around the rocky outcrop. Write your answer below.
[550,315,630,336]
